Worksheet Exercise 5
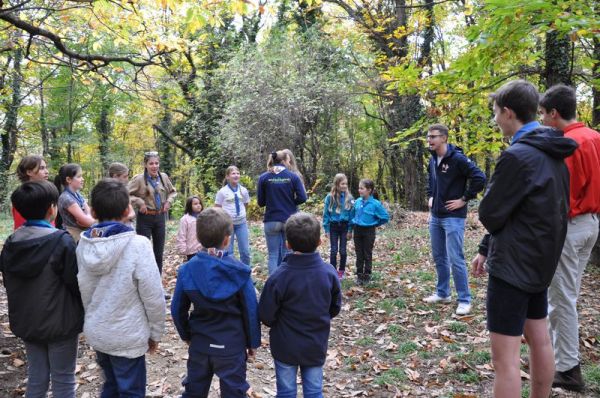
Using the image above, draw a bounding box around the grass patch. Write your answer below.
[374,368,406,386]
[584,363,600,390]
[449,322,468,334]
[415,270,434,282]
[457,370,479,383]
[354,298,366,312]
[356,337,375,346]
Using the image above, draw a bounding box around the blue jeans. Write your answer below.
[183,351,248,398]
[429,216,471,304]
[264,221,289,275]
[229,221,251,266]
[329,222,348,271]
[24,335,78,398]
[274,360,323,398]
[96,351,146,398]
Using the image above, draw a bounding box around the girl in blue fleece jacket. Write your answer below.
[350,179,389,284]
[322,173,354,279]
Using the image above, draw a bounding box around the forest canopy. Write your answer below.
[0,0,598,208]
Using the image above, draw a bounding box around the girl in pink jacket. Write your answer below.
[176,196,204,260]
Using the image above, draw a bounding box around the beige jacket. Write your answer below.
[128,172,177,211]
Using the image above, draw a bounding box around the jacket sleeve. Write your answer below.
[348,202,357,229]
[479,151,532,234]
[322,195,331,233]
[239,278,261,349]
[257,175,266,207]
[293,174,308,205]
[171,268,192,341]
[162,173,177,205]
[175,217,188,255]
[258,277,279,327]
[329,275,342,318]
[458,155,486,200]
[128,175,146,208]
[58,233,82,299]
[134,242,166,342]
[478,234,490,256]
[375,202,390,227]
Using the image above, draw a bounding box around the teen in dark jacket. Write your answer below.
[0,181,83,398]
[478,127,577,292]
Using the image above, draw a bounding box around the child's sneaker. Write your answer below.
[337,270,344,280]
[423,293,451,304]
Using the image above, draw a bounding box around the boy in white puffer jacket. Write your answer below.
[77,179,166,397]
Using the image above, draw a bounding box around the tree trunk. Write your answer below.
[39,82,50,158]
[0,48,22,207]
[96,101,111,171]
[543,31,572,88]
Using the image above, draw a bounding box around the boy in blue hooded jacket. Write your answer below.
[171,207,260,398]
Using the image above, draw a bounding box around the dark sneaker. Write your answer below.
[553,364,585,392]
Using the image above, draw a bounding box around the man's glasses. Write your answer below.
[426,134,443,139]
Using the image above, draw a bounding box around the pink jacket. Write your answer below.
[176,214,202,256]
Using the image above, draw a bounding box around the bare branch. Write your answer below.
[152,124,195,157]
[0,11,172,69]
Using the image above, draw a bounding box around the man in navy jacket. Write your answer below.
[424,123,485,316]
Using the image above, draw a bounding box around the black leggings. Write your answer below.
[353,225,376,278]
[136,212,166,273]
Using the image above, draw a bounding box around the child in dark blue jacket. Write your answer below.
[171,207,261,398]
[259,212,342,398]
[350,179,389,284]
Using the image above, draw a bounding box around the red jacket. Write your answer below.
[564,122,600,218]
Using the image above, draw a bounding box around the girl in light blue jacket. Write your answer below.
[323,173,354,279]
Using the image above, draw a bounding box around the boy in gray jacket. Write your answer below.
[77,179,166,397]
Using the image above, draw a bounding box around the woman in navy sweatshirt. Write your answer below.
[257,150,307,275]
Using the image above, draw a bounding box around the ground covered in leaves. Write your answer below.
[1,212,599,397]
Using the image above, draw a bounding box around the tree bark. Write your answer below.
[0,47,22,207]
[96,100,111,171]
[543,31,572,88]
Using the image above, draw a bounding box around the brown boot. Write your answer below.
[552,364,585,392]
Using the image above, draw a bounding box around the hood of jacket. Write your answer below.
[1,230,66,278]
[516,127,578,159]
[187,252,251,301]
[77,231,136,276]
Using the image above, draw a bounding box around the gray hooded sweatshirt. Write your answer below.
[76,231,165,358]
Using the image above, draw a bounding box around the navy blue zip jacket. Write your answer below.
[257,166,307,223]
[427,144,486,218]
[259,252,342,366]
[171,252,260,356]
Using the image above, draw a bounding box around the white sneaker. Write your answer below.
[423,294,451,304]
[456,303,472,315]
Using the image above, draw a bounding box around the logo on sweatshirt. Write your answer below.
[442,164,449,173]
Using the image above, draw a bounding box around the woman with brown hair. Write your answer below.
[128,151,177,274]
[13,155,50,229]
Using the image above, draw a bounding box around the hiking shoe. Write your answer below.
[455,303,472,315]
[423,294,451,304]
[553,364,585,392]
[337,270,345,280]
